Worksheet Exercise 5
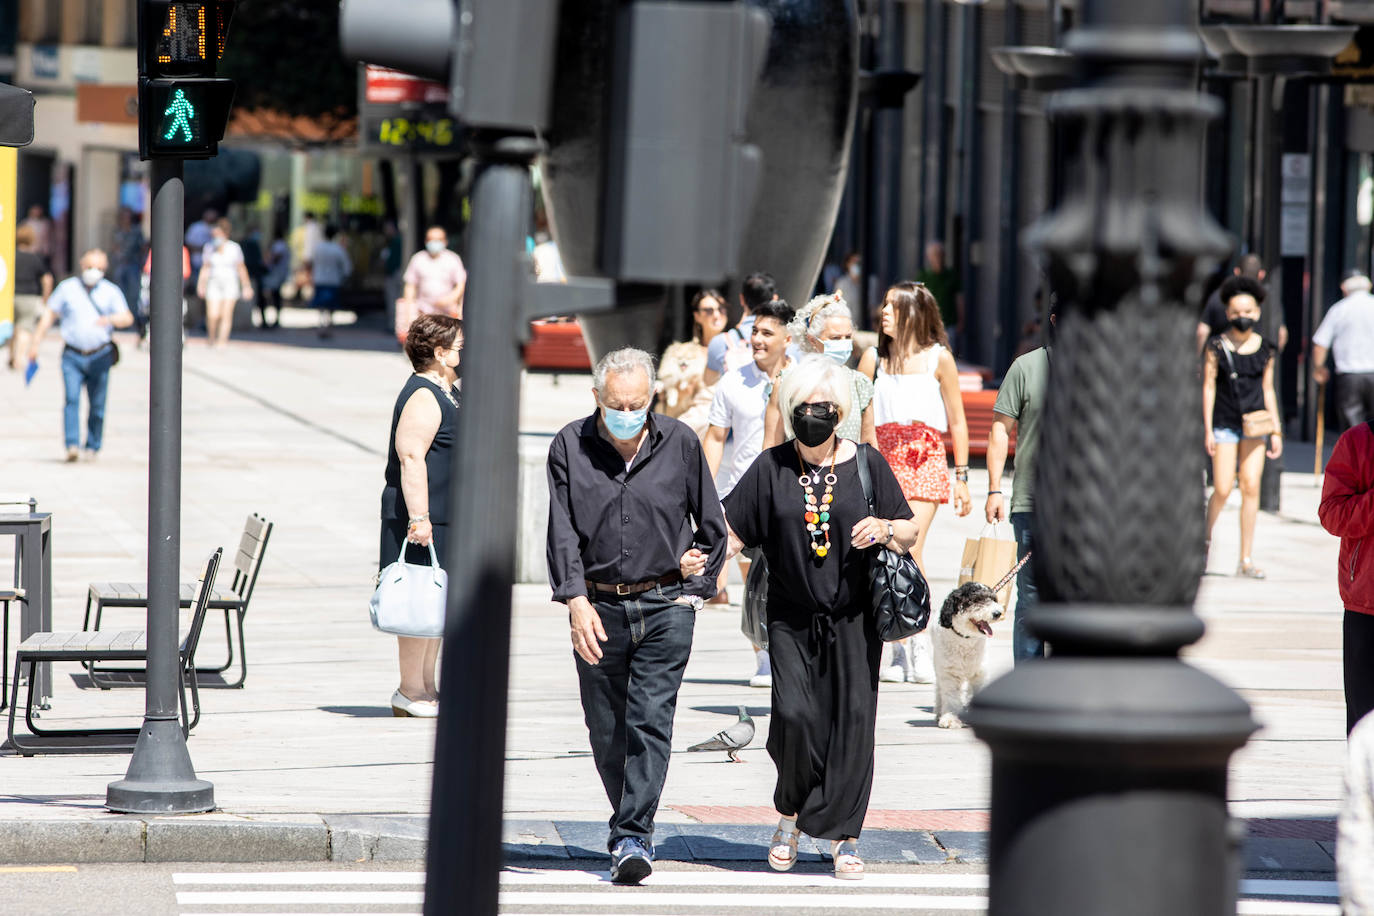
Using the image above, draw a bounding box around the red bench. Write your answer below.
[524,318,592,371]
[943,389,1017,459]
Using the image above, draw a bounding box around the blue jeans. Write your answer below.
[575,583,696,851]
[60,344,115,451]
[1010,512,1046,663]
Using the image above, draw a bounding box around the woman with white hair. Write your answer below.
[723,355,918,880]
[762,293,877,449]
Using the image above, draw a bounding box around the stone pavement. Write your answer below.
[0,317,1354,874]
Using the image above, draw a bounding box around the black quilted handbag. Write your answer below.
[856,445,931,642]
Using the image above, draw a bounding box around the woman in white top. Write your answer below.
[196,218,252,347]
[858,281,971,567]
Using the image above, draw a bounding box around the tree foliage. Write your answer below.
[219,0,356,132]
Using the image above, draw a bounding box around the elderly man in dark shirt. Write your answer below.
[546,347,727,885]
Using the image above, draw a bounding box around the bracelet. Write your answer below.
[988,490,1002,495]
[408,513,430,525]
[954,470,969,482]
[882,522,895,545]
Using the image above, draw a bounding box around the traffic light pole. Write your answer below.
[107,158,214,814]
[424,135,537,916]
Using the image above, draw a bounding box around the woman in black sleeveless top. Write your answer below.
[1202,276,1282,578]
[381,314,462,717]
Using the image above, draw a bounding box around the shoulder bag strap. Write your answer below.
[855,443,875,515]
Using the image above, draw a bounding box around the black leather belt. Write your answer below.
[65,342,112,357]
[585,571,681,597]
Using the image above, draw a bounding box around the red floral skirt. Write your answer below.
[876,422,950,503]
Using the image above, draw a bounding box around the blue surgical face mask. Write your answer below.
[426,240,446,255]
[602,404,649,440]
[822,339,853,365]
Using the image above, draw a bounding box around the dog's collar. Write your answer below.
[940,620,974,639]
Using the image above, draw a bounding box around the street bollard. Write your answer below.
[965,0,1258,912]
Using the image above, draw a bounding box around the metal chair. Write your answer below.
[83,514,272,689]
[7,549,222,756]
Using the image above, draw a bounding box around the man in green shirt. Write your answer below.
[986,308,1052,663]
[916,241,962,352]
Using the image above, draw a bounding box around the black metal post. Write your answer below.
[107,158,214,814]
[1257,74,1284,510]
[423,136,535,916]
[966,0,1257,912]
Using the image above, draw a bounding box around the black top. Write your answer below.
[381,375,459,524]
[14,250,48,297]
[546,412,728,601]
[723,443,912,615]
[1210,335,1274,430]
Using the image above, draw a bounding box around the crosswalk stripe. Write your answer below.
[501,870,989,888]
[176,891,424,905]
[1240,879,1341,898]
[498,891,986,910]
[1237,903,1340,916]
[174,872,426,885]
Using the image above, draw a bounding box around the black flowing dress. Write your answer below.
[723,441,913,840]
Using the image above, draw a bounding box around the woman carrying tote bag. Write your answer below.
[377,314,462,718]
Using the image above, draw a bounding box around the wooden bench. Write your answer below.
[83,514,272,689]
[6,550,222,756]
[943,389,1017,460]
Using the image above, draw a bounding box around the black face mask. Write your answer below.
[792,405,839,447]
[1229,316,1257,333]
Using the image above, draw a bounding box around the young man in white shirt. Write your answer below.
[703,299,795,687]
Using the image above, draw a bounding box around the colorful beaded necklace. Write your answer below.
[796,441,838,559]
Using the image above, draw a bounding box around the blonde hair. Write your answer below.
[777,355,852,441]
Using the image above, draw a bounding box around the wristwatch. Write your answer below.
[682,594,705,611]
[883,521,895,546]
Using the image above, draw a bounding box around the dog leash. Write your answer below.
[990,551,1032,594]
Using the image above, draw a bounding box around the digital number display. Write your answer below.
[157,3,209,65]
[370,117,456,149]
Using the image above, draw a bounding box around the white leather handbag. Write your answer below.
[370,542,447,637]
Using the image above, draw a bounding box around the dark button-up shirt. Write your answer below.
[546,412,727,601]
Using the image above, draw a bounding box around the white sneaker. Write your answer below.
[880,642,908,683]
[749,648,772,688]
[908,634,935,684]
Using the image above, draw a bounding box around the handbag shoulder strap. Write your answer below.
[855,443,875,515]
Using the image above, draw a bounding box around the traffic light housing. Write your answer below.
[138,1,237,160]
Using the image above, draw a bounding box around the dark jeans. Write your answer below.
[60,344,115,451]
[1010,512,1046,664]
[1336,372,1374,430]
[1346,610,1374,735]
[575,583,696,851]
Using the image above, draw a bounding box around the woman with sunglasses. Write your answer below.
[723,355,917,880]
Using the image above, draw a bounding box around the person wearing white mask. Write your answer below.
[397,226,467,342]
[196,218,252,347]
[26,249,133,462]
[763,293,877,450]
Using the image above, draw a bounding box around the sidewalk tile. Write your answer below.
[855,830,947,864]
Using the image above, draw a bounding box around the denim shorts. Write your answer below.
[1213,427,1265,444]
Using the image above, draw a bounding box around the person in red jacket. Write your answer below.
[1319,419,1374,734]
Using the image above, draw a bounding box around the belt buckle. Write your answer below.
[615,582,632,596]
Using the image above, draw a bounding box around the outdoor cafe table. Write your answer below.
[0,513,52,706]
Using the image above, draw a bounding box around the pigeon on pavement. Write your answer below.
[687,705,755,763]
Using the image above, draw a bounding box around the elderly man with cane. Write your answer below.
[546,347,728,885]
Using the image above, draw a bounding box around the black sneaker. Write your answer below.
[609,837,653,885]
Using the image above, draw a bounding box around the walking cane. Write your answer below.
[1314,380,1326,480]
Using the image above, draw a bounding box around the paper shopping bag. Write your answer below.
[959,524,1019,608]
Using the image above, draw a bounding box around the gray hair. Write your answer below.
[592,347,657,393]
[777,355,853,441]
[807,301,854,337]
[788,293,853,349]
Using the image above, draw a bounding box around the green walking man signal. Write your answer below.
[137,1,238,160]
[162,88,196,142]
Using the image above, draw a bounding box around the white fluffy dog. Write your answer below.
[930,582,1003,729]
